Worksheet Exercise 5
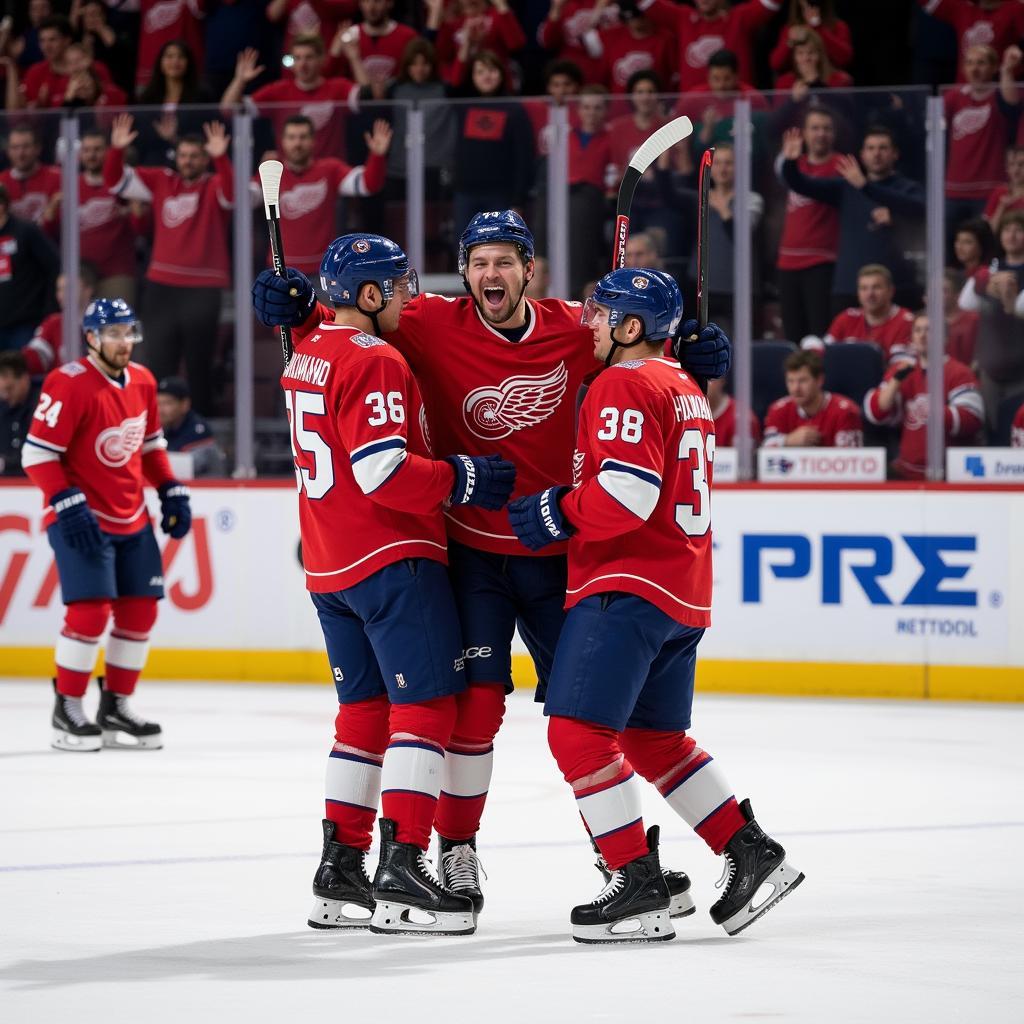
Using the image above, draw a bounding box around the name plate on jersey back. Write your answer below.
[758,448,886,482]
[946,448,1024,484]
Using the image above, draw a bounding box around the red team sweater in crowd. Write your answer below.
[436,9,526,78]
[21,357,175,533]
[282,321,453,592]
[21,59,113,108]
[0,164,61,234]
[562,357,714,628]
[594,24,676,92]
[944,86,1017,200]
[330,22,420,85]
[712,394,762,447]
[984,185,1024,221]
[608,115,667,177]
[776,152,844,271]
[280,0,356,59]
[865,357,984,478]
[537,0,616,85]
[1012,403,1024,446]
[763,392,863,447]
[104,147,233,289]
[569,128,615,190]
[920,0,1024,81]
[639,0,780,91]
[79,175,137,279]
[24,312,62,376]
[824,305,916,362]
[136,0,205,91]
[251,155,387,273]
[769,19,853,73]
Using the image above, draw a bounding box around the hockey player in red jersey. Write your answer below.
[276,233,515,935]
[252,209,730,919]
[21,299,192,753]
[508,269,803,942]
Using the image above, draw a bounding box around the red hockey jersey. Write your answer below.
[0,164,61,233]
[21,357,173,533]
[824,305,915,362]
[944,86,1015,200]
[281,321,453,592]
[713,394,761,448]
[763,392,863,448]
[562,356,714,628]
[247,76,360,160]
[79,175,137,279]
[776,152,843,271]
[24,312,62,376]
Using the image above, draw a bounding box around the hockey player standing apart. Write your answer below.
[508,269,804,943]
[21,300,192,752]
[276,234,515,935]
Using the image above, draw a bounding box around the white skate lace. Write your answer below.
[441,844,487,891]
[113,696,149,728]
[715,853,736,892]
[62,697,90,728]
[593,869,625,904]
[415,852,442,885]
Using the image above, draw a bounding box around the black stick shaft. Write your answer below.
[265,202,293,367]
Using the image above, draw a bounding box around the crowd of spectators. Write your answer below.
[1,0,1024,477]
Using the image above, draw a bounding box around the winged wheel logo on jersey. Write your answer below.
[280,179,329,219]
[95,413,148,468]
[462,362,568,440]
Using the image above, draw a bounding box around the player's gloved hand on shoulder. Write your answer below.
[251,267,315,328]
[51,488,104,554]
[508,486,575,551]
[158,481,192,539]
[446,454,517,510]
[674,320,731,379]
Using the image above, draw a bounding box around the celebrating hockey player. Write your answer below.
[507,269,804,943]
[276,233,516,935]
[252,210,729,918]
[21,299,192,752]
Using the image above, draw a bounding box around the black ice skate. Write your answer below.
[96,678,163,750]
[51,680,101,752]
[438,834,486,919]
[307,819,375,929]
[592,837,695,919]
[710,798,804,936]
[370,818,476,935]
[572,826,675,944]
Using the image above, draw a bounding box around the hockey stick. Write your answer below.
[612,115,693,270]
[695,147,714,333]
[257,159,295,367]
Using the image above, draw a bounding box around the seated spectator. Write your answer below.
[73,0,136,95]
[781,124,925,312]
[624,228,664,269]
[943,268,980,368]
[591,0,675,94]
[764,350,863,447]
[608,69,668,180]
[59,41,128,114]
[250,114,390,275]
[959,209,1024,316]
[0,124,61,236]
[136,0,205,95]
[773,26,853,98]
[944,43,1021,232]
[104,113,233,416]
[537,0,616,86]
[157,376,228,478]
[24,263,98,377]
[769,0,853,77]
[820,264,916,362]
[0,350,42,477]
[984,145,1024,232]
[679,49,768,154]
[222,36,365,161]
[525,59,583,157]
[432,0,526,88]
[17,14,113,108]
[775,111,844,343]
[327,0,419,90]
[707,375,761,447]
[0,183,59,351]
[953,217,996,279]
[917,0,1024,83]
[864,311,984,479]
[1013,401,1024,445]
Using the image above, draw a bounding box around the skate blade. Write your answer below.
[369,900,476,936]
[719,861,805,936]
[669,889,697,918]
[101,728,163,750]
[572,908,676,945]
[51,729,101,753]
[307,896,373,930]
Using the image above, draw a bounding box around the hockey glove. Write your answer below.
[51,488,104,554]
[675,320,732,380]
[508,487,575,551]
[158,482,192,539]
[446,454,517,510]
[251,267,315,328]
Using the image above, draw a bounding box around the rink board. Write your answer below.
[1,481,1022,700]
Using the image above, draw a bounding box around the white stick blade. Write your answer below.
[627,116,693,175]
[258,159,284,216]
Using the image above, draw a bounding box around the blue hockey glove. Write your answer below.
[446,454,517,510]
[251,267,315,328]
[158,482,192,539]
[507,487,575,551]
[51,488,104,554]
[675,320,732,380]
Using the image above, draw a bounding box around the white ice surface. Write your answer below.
[1,681,1022,1023]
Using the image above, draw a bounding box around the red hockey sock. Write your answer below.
[326,696,390,852]
[382,696,458,849]
[103,597,158,696]
[433,682,505,841]
[55,600,111,697]
[548,715,648,870]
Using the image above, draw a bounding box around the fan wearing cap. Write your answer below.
[21,298,191,754]
[157,376,226,478]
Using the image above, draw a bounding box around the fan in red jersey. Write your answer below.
[19,14,114,108]
[508,267,803,942]
[24,265,98,378]
[591,3,676,93]
[326,0,420,87]
[864,311,985,479]
[821,263,916,363]
[252,209,730,922]
[918,0,1024,82]
[21,299,191,754]
[0,124,61,237]
[764,349,863,447]
[707,376,761,447]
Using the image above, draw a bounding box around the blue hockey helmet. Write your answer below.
[82,298,142,343]
[457,210,535,277]
[319,233,419,307]
[583,267,683,342]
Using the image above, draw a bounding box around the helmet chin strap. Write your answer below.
[356,288,389,337]
[86,335,124,377]
[604,319,646,367]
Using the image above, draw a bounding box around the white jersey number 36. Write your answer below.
[676,428,715,536]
